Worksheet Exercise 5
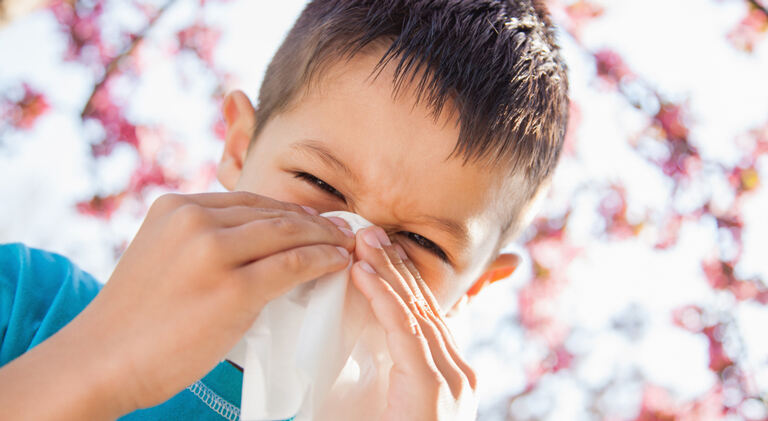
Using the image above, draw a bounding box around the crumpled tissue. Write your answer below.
[224,211,393,421]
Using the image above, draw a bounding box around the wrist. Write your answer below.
[55,302,140,418]
[44,315,134,420]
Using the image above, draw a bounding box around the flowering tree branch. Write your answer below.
[80,0,177,118]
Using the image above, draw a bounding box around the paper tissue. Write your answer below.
[224,211,393,421]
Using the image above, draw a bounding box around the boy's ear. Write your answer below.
[217,90,257,191]
[446,252,520,317]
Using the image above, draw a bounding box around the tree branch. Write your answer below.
[80,0,178,118]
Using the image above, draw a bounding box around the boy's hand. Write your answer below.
[350,226,478,421]
[64,191,355,415]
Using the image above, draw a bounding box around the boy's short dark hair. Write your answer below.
[249,0,569,247]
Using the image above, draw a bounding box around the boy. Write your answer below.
[0,0,568,419]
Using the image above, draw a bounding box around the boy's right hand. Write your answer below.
[64,191,355,416]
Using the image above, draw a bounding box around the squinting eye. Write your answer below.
[293,171,345,201]
[401,231,449,263]
[293,171,448,264]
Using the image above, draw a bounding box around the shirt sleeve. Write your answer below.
[0,242,104,367]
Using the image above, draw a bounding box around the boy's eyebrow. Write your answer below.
[291,138,470,254]
[290,140,358,182]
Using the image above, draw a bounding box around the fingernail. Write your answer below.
[360,261,376,274]
[394,243,408,260]
[327,217,354,237]
[327,216,350,229]
[375,227,391,246]
[301,205,319,215]
[363,230,382,249]
[336,247,349,259]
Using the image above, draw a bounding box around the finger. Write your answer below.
[403,255,444,318]
[354,227,475,390]
[354,227,428,317]
[400,255,477,390]
[420,301,478,391]
[386,246,476,393]
[206,206,283,227]
[323,216,352,231]
[181,191,318,215]
[206,206,354,235]
[218,214,355,265]
[350,261,440,381]
[388,242,431,317]
[412,309,469,399]
[363,237,468,396]
[236,243,350,305]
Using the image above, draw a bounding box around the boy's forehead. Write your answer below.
[301,43,458,123]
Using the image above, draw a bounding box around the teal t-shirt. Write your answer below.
[0,242,254,420]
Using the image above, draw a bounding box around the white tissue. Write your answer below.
[224,211,392,421]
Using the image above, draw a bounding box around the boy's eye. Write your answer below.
[399,231,449,264]
[293,171,345,201]
[293,171,448,263]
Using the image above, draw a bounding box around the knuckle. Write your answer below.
[393,260,410,275]
[235,191,285,210]
[397,311,420,334]
[284,202,307,215]
[282,248,310,273]
[417,299,432,316]
[235,190,265,207]
[197,231,224,261]
[415,312,432,328]
[410,270,424,284]
[174,204,209,231]
[152,193,185,214]
[270,216,302,236]
[406,296,421,311]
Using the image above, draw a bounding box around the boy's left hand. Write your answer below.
[350,226,478,421]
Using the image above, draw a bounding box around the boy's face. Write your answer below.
[217,47,519,313]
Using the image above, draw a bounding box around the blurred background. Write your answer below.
[1,0,767,419]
